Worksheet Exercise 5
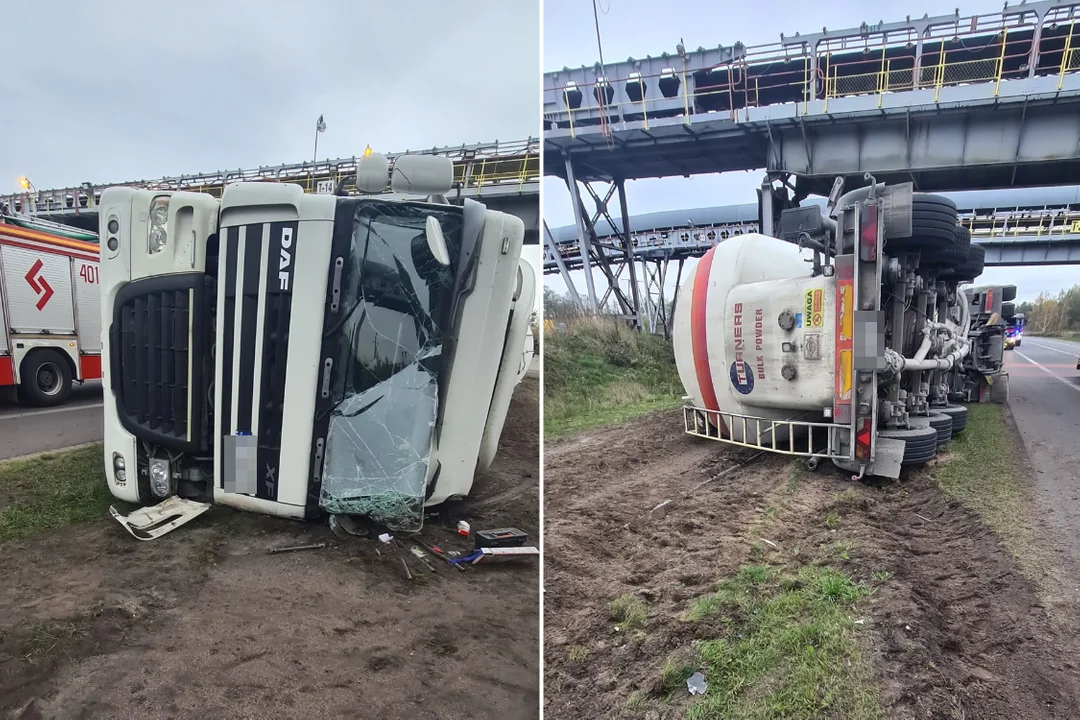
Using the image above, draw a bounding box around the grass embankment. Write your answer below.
[0,444,111,544]
[934,403,1040,575]
[543,318,683,437]
[619,468,882,719]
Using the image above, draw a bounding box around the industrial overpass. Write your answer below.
[544,0,1080,320]
[2,138,540,244]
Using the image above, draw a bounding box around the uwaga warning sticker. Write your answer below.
[804,288,824,328]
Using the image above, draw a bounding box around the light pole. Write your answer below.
[313,114,327,163]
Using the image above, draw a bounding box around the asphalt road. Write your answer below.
[1004,336,1080,587]
[0,382,103,460]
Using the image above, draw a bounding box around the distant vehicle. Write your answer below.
[1004,312,1024,349]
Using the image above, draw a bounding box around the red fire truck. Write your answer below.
[0,216,101,406]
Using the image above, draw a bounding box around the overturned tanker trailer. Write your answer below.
[673,176,986,480]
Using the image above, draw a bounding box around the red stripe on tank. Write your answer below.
[690,248,728,435]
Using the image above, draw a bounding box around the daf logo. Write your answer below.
[278,227,294,291]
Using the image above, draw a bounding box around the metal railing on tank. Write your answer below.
[683,405,854,461]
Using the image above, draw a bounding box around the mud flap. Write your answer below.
[872,437,905,479]
[110,497,211,541]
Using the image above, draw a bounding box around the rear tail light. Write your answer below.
[855,417,872,459]
[859,203,879,261]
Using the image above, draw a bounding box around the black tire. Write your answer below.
[879,425,939,465]
[912,193,958,213]
[938,404,968,434]
[927,412,954,447]
[19,349,73,407]
[1001,285,1017,302]
[948,244,986,282]
[1015,339,1021,347]
[924,227,971,269]
[1001,301,1016,319]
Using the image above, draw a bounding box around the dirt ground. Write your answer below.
[0,376,539,720]
[543,409,1080,719]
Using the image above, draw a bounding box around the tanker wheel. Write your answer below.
[924,227,971,270]
[887,197,960,253]
[912,192,959,215]
[937,404,968,434]
[927,411,954,447]
[879,425,939,465]
[1002,301,1016,319]
[1002,285,1018,302]
[19,349,73,408]
[945,244,986,282]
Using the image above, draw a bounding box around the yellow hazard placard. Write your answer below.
[804,288,824,328]
[1071,219,1080,234]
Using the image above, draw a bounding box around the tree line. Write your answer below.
[1017,285,1080,335]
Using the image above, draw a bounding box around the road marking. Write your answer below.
[1026,340,1079,358]
[1013,350,1080,395]
[0,402,103,421]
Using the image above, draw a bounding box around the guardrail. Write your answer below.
[3,137,540,217]
[545,2,1080,135]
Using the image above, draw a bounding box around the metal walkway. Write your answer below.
[2,138,540,243]
[543,1,1080,320]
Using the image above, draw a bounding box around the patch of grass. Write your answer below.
[872,570,892,583]
[0,444,115,545]
[568,645,589,663]
[824,511,840,530]
[544,318,683,437]
[22,620,88,664]
[610,592,647,631]
[625,690,649,714]
[685,564,880,719]
[661,647,702,692]
[933,404,1038,572]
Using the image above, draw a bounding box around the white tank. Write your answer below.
[672,234,839,442]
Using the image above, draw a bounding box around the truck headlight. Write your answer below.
[149,458,172,498]
[113,452,126,483]
[148,196,169,253]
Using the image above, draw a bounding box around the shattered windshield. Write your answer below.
[319,200,462,531]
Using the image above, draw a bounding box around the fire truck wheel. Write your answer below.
[20,350,73,407]
[938,404,968,434]
[879,425,938,465]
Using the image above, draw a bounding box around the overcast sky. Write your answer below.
[2,0,539,189]
[543,0,1078,304]
[0,0,542,311]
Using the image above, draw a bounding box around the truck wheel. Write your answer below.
[938,404,968,434]
[879,425,938,465]
[1001,301,1016,319]
[924,227,971,270]
[20,350,73,407]
[1001,285,1017,302]
[927,412,954,447]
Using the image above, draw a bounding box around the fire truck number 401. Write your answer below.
[79,263,98,285]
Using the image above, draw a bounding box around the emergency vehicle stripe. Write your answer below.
[691,247,721,413]
[235,223,263,434]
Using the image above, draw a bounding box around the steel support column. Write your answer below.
[543,220,583,309]
[616,179,644,329]
[563,156,598,311]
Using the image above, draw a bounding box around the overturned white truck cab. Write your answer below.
[99,154,535,538]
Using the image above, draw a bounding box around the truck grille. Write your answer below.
[110,274,213,454]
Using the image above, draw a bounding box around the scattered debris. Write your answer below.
[412,537,467,572]
[109,497,211,541]
[474,527,527,549]
[450,546,540,565]
[409,545,439,573]
[378,533,393,544]
[268,542,327,555]
[687,671,707,695]
[914,513,937,524]
[761,538,780,549]
[457,520,471,537]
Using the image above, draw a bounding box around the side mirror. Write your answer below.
[355,152,390,193]
[392,155,454,195]
[425,216,451,266]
